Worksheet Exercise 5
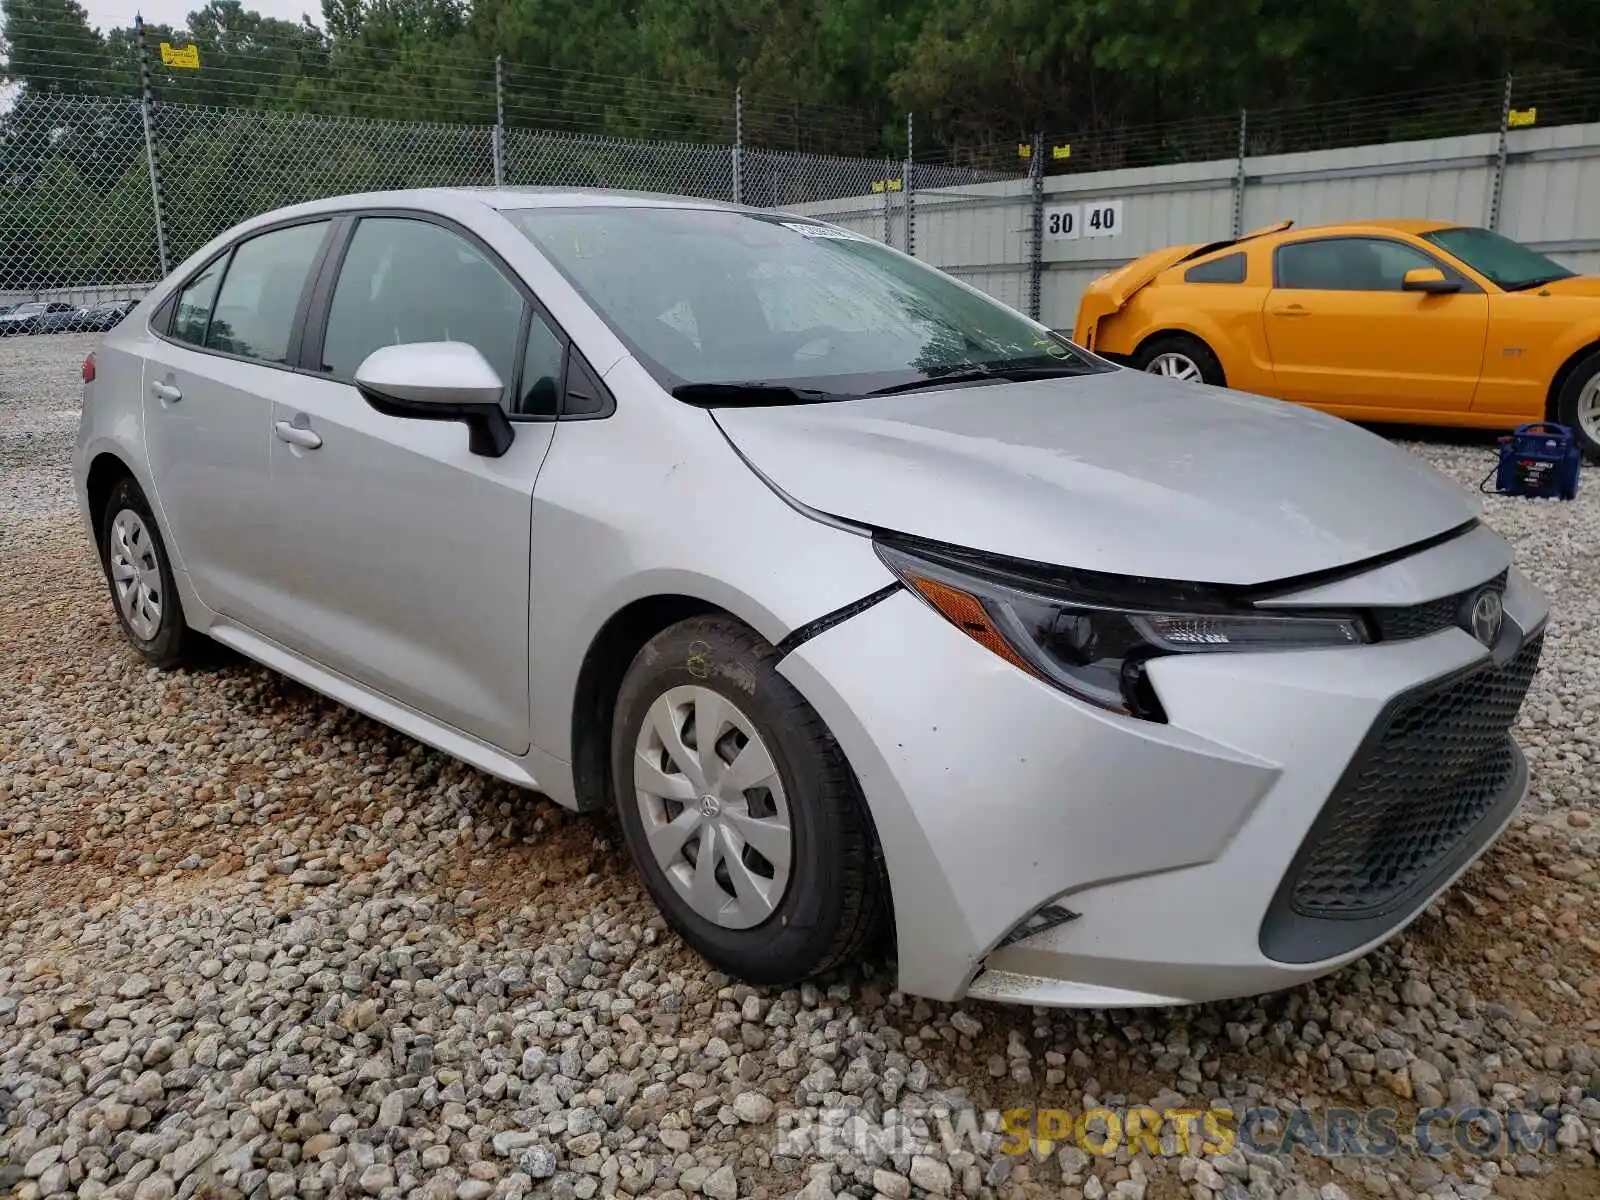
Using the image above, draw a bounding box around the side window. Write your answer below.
[321,218,525,401]
[1184,252,1246,284]
[204,221,328,363]
[518,312,566,417]
[171,256,226,346]
[1276,237,1444,292]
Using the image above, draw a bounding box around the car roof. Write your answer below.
[1278,218,1460,237]
[254,186,740,224]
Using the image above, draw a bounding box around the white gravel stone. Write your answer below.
[2,338,1598,1200]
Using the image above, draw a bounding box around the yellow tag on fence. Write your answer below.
[160,42,201,69]
[1508,107,1536,128]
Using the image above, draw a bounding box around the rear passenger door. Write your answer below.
[250,212,586,754]
[141,218,333,622]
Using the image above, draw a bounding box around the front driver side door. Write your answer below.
[1263,235,1488,412]
[251,214,564,754]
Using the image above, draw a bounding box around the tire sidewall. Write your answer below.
[100,477,186,665]
[1557,354,1600,462]
[1138,335,1225,387]
[610,623,852,981]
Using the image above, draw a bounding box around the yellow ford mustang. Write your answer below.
[1071,219,1600,459]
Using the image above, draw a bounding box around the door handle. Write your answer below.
[150,380,182,402]
[274,420,323,450]
[1271,305,1311,317]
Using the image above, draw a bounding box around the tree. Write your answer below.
[1,0,111,95]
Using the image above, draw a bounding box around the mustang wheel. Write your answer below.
[1136,334,1226,386]
[1556,350,1600,461]
[611,615,885,983]
[99,476,194,668]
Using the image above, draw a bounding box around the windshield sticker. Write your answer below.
[781,221,863,241]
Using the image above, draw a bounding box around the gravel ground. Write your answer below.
[2,331,1598,1200]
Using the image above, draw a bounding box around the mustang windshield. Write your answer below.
[509,205,1106,399]
[1422,226,1576,291]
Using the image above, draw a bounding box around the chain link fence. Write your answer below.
[155,105,499,266]
[0,93,161,299]
[4,60,1598,307]
[3,89,982,307]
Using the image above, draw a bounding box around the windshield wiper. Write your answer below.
[866,363,1091,396]
[672,381,848,407]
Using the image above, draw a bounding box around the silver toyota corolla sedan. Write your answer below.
[74,188,1548,1007]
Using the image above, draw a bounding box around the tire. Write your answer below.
[1553,350,1600,462]
[1135,334,1226,386]
[610,615,885,984]
[98,476,194,668]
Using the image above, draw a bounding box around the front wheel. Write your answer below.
[1135,334,1226,386]
[610,615,885,984]
[1554,351,1600,461]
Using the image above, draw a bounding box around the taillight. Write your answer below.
[82,353,96,383]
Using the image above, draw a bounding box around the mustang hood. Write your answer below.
[713,371,1479,586]
[1538,275,1600,298]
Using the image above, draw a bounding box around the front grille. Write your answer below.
[1368,570,1508,642]
[1286,633,1542,922]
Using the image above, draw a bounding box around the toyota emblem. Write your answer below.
[1464,587,1504,647]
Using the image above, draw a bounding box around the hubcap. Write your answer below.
[108,508,163,641]
[1578,375,1600,445]
[633,685,793,930]
[1147,352,1202,382]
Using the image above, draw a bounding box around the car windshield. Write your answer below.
[1421,226,1576,291]
[11,302,46,316]
[507,205,1106,399]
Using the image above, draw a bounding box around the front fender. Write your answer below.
[524,362,899,783]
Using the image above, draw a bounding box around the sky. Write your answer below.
[78,0,323,30]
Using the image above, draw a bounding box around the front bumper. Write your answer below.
[779,540,1547,1007]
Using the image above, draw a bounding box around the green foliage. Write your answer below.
[3,0,1598,287]
[8,0,1599,153]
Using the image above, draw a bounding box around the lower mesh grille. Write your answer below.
[1287,633,1543,920]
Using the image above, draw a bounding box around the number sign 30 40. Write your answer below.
[1044,200,1123,240]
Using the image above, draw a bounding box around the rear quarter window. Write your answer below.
[1184,253,1247,284]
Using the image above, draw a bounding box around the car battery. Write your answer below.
[1491,422,1581,500]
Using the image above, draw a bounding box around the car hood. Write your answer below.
[712,371,1479,585]
[1538,275,1600,298]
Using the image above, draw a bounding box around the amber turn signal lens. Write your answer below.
[906,574,1042,679]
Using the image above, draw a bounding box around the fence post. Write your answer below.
[1489,74,1514,231]
[733,87,744,204]
[904,112,916,256]
[492,56,506,187]
[135,15,170,277]
[1028,132,1044,322]
[882,158,894,244]
[1232,108,1248,237]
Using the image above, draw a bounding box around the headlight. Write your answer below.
[875,538,1369,720]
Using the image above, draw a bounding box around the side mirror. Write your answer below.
[1402,267,1460,295]
[354,341,514,457]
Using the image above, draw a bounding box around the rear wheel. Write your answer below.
[1135,334,1226,386]
[1554,351,1600,461]
[610,615,885,984]
[99,476,194,668]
